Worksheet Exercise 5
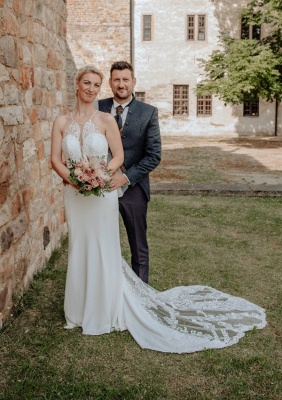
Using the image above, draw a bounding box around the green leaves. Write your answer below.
[196,0,282,104]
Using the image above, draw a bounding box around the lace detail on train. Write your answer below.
[121,258,266,353]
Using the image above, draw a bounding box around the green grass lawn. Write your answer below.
[1,194,281,400]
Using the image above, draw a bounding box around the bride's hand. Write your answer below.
[63,180,78,190]
[110,171,128,191]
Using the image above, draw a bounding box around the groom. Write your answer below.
[99,61,161,284]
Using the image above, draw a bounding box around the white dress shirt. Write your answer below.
[111,96,132,127]
[111,97,133,186]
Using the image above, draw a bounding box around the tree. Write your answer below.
[196,0,282,134]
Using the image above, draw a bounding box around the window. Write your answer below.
[187,15,195,40]
[243,100,259,116]
[252,24,261,40]
[135,92,145,102]
[241,22,250,39]
[143,15,152,41]
[241,18,261,40]
[197,95,212,116]
[198,15,206,40]
[173,85,189,115]
[187,15,206,41]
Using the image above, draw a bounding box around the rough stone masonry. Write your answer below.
[0,0,68,327]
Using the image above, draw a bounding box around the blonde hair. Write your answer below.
[74,65,104,88]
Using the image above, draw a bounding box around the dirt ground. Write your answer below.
[151,135,282,190]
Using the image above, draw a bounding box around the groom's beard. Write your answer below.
[114,89,133,102]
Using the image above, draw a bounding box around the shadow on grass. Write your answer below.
[1,195,282,400]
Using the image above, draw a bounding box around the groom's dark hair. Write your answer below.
[110,61,134,77]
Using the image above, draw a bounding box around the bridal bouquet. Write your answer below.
[68,156,112,197]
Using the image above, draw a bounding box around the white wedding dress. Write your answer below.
[62,113,266,353]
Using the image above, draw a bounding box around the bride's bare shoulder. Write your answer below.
[97,111,115,126]
[96,110,114,123]
[53,112,72,128]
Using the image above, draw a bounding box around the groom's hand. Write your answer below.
[110,171,128,191]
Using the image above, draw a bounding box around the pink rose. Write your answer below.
[74,167,82,176]
[97,178,105,188]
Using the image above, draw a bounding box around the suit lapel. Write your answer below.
[122,99,137,135]
[99,99,113,113]
[98,98,137,135]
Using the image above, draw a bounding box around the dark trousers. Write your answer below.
[119,184,149,283]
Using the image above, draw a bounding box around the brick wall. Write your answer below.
[0,0,68,327]
[66,0,131,109]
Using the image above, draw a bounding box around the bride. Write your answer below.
[51,65,266,353]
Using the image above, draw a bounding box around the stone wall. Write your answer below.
[0,0,68,327]
[66,0,131,110]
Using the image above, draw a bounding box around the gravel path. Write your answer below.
[152,135,282,195]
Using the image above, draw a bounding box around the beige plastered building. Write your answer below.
[66,0,282,137]
[132,0,282,136]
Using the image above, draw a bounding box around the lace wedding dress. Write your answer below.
[62,112,266,353]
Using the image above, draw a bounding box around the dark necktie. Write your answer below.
[115,105,124,131]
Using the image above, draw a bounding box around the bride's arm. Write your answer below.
[51,117,75,185]
[105,115,124,173]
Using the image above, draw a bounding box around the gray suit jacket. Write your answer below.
[98,97,161,200]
